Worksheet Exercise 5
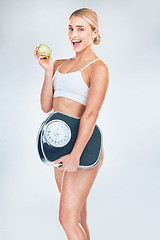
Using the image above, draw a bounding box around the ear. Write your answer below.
[93,29,99,39]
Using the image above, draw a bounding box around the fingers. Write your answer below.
[53,159,65,170]
[53,162,64,170]
[49,50,53,59]
[33,47,46,61]
[33,47,52,60]
[53,159,63,167]
[58,162,63,167]
[53,159,60,165]
[53,162,63,168]
[37,53,47,59]
[53,155,79,172]
[33,47,38,58]
[58,165,78,172]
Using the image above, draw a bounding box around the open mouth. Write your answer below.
[72,40,82,48]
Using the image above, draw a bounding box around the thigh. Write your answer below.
[54,167,64,193]
[59,147,104,220]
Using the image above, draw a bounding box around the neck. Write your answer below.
[74,44,97,62]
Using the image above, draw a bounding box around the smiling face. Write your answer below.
[68,15,98,52]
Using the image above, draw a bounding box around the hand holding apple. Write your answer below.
[36,44,51,58]
[34,44,53,72]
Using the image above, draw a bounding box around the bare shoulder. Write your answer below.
[92,59,109,75]
[53,59,68,71]
[90,59,109,85]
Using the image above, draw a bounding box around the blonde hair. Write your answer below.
[69,8,101,45]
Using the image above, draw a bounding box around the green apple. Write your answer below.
[36,44,51,58]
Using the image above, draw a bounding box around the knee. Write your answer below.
[59,207,75,230]
[59,210,68,229]
[80,208,87,225]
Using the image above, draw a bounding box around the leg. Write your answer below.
[54,166,64,193]
[54,167,90,239]
[59,148,104,240]
[79,200,90,240]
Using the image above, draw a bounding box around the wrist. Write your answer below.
[70,149,82,159]
[44,70,53,81]
[45,69,53,75]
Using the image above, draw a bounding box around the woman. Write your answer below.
[34,8,109,240]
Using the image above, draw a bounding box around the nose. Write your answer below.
[70,29,78,39]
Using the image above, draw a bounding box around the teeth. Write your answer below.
[72,40,81,43]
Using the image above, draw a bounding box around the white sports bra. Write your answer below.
[52,58,100,106]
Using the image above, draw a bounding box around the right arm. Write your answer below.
[34,47,65,113]
[40,69,54,113]
[40,60,66,113]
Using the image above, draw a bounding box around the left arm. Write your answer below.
[71,63,109,158]
[53,62,109,171]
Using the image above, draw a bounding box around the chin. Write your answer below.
[73,48,82,53]
[73,45,90,53]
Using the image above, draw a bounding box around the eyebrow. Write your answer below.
[68,25,85,28]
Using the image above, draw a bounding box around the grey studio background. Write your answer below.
[0,0,159,240]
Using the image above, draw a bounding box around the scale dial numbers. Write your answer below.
[44,120,71,147]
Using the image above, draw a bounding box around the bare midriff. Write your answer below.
[52,97,86,118]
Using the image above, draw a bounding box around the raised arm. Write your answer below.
[40,59,66,113]
[34,47,54,113]
[34,46,66,113]
[40,69,54,113]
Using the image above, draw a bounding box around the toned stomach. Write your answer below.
[52,97,86,118]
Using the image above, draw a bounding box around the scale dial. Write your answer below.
[43,120,71,147]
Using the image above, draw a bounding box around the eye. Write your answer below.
[78,28,84,31]
[68,27,73,31]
